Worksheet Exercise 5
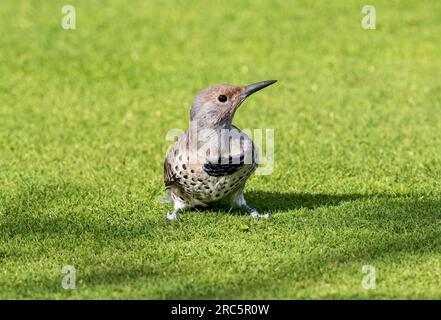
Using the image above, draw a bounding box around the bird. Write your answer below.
[164,80,277,221]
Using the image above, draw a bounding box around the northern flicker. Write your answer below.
[164,80,277,221]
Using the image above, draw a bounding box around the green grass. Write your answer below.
[1,0,441,299]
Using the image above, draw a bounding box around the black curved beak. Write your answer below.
[240,80,277,99]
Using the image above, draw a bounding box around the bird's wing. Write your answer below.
[164,139,183,189]
[163,157,176,188]
[203,154,246,177]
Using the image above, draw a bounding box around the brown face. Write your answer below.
[202,85,246,110]
[190,81,277,128]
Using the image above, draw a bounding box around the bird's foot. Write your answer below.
[249,210,272,219]
[166,211,179,222]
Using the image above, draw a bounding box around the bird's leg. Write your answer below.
[166,208,181,222]
[166,194,188,222]
[229,190,271,219]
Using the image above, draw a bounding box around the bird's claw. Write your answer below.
[166,211,179,222]
[249,211,272,219]
[261,213,272,219]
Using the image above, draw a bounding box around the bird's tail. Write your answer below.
[156,193,172,204]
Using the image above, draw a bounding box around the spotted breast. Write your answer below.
[164,126,258,207]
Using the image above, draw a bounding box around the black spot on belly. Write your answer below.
[182,164,187,170]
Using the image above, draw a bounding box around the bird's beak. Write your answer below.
[240,80,277,99]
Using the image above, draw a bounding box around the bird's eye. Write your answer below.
[218,95,228,103]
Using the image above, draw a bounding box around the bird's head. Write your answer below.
[190,80,277,128]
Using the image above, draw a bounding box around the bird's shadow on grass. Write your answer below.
[246,191,368,212]
[195,191,376,214]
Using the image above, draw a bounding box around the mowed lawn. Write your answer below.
[0,0,441,299]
